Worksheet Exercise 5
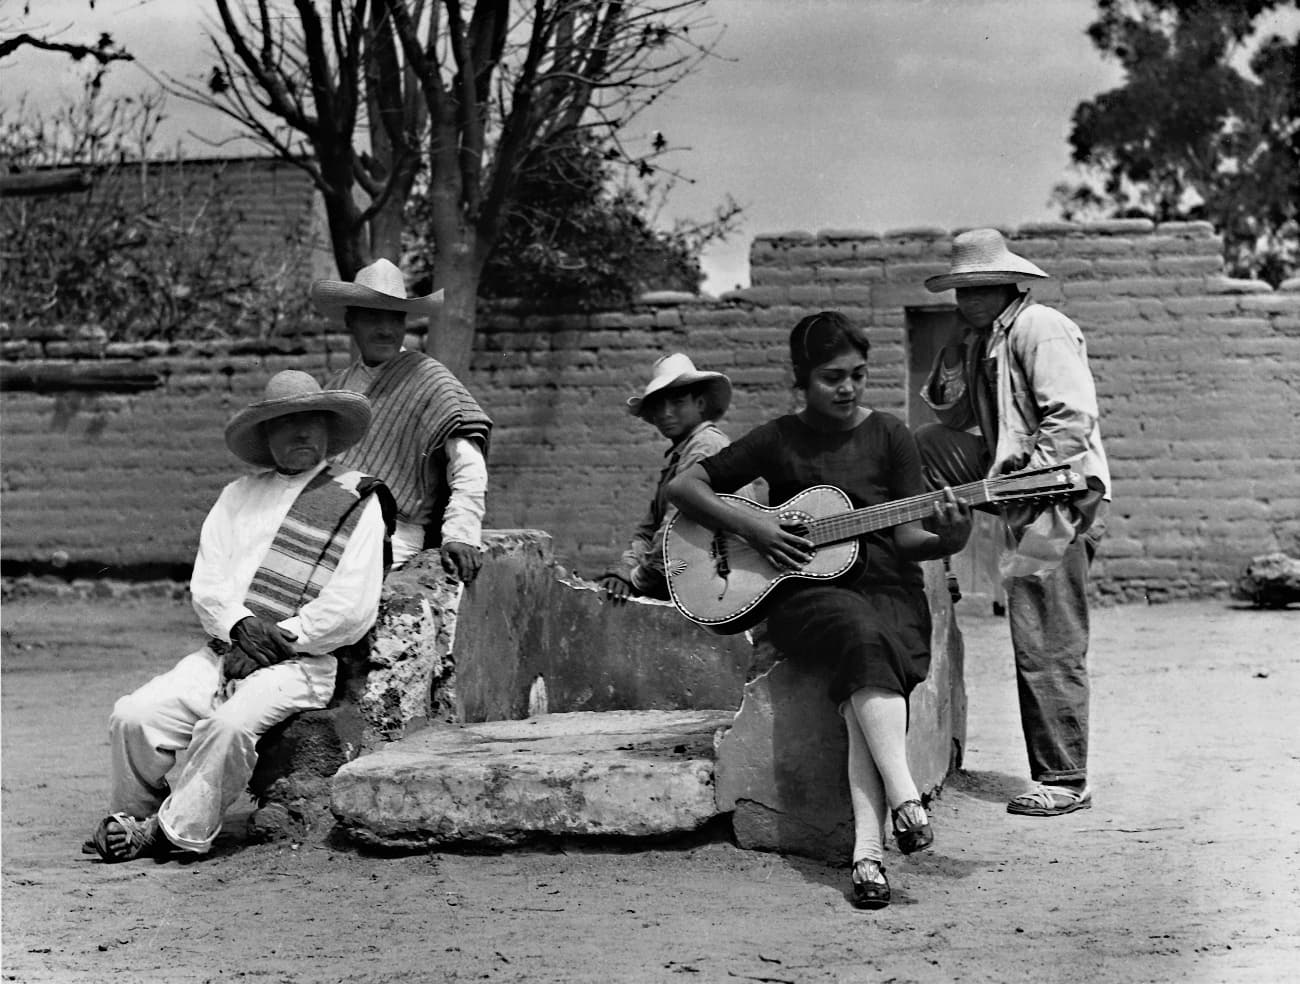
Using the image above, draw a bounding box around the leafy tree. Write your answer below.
[408,128,741,310]
[1053,0,1300,285]
[174,0,725,374]
[0,71,313,341]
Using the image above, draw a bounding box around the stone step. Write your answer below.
[330,709,737,850]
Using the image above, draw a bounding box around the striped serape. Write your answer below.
[327,350,492,522]
[243,466,381,621]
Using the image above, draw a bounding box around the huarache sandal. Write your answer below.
[92,813,162,863]
[1006,784,1092,817]
[850,859,890,910]
[891,799,934,854]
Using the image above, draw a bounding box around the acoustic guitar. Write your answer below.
[664,463,1088,634]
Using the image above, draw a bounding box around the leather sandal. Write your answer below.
[850,859,890,909]
[92,813,163,863]
[891,799,934,854]
[1007,784,1092,817]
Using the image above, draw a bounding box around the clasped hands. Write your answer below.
[223,615,299,681]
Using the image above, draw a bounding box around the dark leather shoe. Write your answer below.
[892,799,934,855]
[851,859,890,909]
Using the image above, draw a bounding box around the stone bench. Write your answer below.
[326,561,965,860]
[247,529,756,838]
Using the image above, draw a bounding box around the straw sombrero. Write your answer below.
[925,228,1050,292]
[310,258,444,322]
[224,370,372,468]
[626,353,732,420]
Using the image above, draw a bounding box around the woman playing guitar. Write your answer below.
[667,311,971,910]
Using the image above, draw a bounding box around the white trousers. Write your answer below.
[109,646,336,853]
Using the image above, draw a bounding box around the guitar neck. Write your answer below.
[806,478,996,546]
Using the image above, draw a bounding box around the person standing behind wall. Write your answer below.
[913,228,1111,818]
[311,260,493,581]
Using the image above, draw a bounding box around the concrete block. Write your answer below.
[788,285,835,304]
[1154,220,1217,238]
[1154,255,1224,277]
[1015,221,1081,237]
[816,266,885,283]
[330,709,735,849]
[727,286,787,306]
[1083,219,1155,235]
[817,228,883,242]
[1205,276,1273,295]
[882,225,948,240]
[1094,258,1156,278]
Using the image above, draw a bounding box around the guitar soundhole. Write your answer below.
[778,511,813,551]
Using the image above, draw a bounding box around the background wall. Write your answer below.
[4,221,1298,600]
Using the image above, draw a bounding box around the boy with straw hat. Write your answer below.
[599,353,735,603]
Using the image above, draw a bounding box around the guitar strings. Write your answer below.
[804,469,1076,545]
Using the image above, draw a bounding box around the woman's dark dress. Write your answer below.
[700,411,932,703]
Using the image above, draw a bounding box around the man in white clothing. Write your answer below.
[89,371,392,862]
[311,259,492,579]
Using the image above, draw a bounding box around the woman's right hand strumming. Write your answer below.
[741,513,814,571]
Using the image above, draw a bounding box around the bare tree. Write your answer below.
[172,0,719,374]
[0,28,131,65]
[168,0,424,284]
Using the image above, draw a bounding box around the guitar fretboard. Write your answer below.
[802,469,1078,546]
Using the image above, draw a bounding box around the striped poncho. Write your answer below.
[327,350,492,523]
[243,466,385,622]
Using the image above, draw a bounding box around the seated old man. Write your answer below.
[89,370,394,863]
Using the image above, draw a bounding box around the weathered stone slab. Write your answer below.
[331,709,735,850]
[713,562,964,862]
[715,655,855,861]
[454,570,755,722]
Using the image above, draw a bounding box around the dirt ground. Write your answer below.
[2,594,1297,984]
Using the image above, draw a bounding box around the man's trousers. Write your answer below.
[109,646,336,852]
[913,424,1104,784]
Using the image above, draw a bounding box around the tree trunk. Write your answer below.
[322,186,370,281]
[367,193,406,263]
[424,232,481,377]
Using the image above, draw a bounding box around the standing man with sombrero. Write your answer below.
[599,353,736,602]
[915,228,1111,818]
[311,259,493,578]
[90,371,393,862]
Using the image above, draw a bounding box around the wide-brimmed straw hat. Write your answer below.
[626,353,732,420]
[925,228,1050,292]
[225,370,372,468]
[310,258,444,322]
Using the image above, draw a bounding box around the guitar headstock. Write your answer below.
[988,464,1089,503]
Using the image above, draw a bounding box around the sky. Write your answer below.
[2,0,1133,295]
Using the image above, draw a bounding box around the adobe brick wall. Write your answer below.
[3,220,1298,600]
